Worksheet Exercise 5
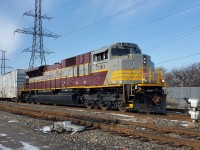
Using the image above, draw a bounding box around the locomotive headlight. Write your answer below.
[143,56,147,65]
[161,79,165,83]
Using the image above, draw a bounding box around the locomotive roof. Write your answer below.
[91,42,141,54]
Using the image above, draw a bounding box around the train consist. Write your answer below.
[0,42,166,113]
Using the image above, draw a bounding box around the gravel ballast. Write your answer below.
[0,110,192,150]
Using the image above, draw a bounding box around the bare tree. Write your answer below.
[164,62,200,87]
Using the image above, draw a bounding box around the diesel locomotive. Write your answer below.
[20,42,166,113]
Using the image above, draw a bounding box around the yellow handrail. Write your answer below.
[122,67,165,97]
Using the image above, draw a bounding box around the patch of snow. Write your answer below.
[108,113,135,118]
[180,121,190,127]
[8,120,18,123]
[0,144,11,150]
[120,118,143,123]
[90,111,136,119]
[43,146,50,148]
[181,123,189,127]
[68,109,86,112]
[170,120,178,122]
[40,106,47,108]
[0,134,7,137]
[20,141,39,150]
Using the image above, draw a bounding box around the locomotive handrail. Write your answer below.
[122,67,143,99]
[122,67,165,97]
[130,68,143,96]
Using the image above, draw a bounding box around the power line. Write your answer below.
[145,26,200,52]
[6,16,24,51]
[43,1,88,28]
[64,2,200,50]
[49,0,77,14]
[0,16,24,72]
[62,0,152,37]
[155,52,200,65]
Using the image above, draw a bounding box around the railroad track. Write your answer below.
[0,100,191,121]
[0,102,200,149]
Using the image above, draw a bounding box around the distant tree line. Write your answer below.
[164,62,200,87]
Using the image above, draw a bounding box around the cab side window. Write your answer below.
[93,50,108,62]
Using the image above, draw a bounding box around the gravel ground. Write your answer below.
[0,110,192,150]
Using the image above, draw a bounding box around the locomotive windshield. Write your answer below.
[111,48,130,58]
[111,45,141,59]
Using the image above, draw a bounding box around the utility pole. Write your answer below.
[0,50,11,74]
[15,0,59,69]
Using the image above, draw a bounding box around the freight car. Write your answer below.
[19,42,166,113]
[0,69,26,101]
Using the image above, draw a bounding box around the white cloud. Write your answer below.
[0,14,22,55]
[0,0,35,56]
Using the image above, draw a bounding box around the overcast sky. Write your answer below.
[0,0,200,71]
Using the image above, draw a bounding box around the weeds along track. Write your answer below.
[0,102,200,149]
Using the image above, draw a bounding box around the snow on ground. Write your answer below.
[8,120,18,123]
[20,141,40,150]
[0,144,11,150]
[0,134,7,137]
[0,133,40,150]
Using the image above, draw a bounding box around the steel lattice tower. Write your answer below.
[0,50,11,74]
[15,0,59,69]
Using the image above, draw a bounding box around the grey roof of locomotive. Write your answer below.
[91,42,142,55]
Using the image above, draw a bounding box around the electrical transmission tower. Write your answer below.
[15,0,59,69]
[0,50,11,74]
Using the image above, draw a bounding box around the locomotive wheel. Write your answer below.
[86,100,94,109]
[117,100,127,112]
[99,101,109,110]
